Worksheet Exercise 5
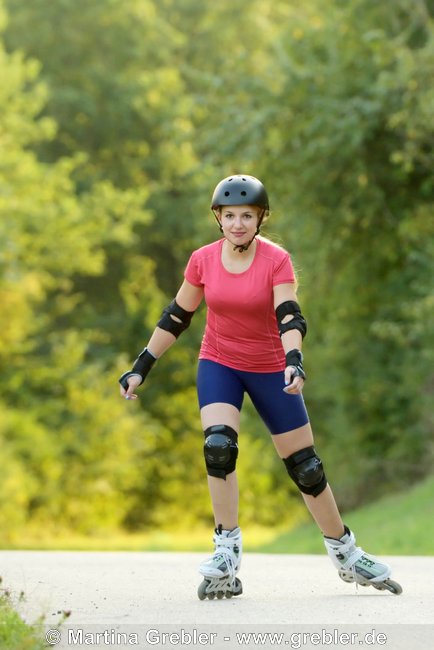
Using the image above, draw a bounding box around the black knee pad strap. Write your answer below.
[283,446,327,497]
[204,425,238,480]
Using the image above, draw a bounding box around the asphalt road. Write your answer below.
[1,551,433,649]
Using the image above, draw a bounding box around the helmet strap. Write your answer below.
[232,225,259,252]
[213,210,224,233]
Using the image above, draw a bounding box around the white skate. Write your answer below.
[324,526,402,595]
[198,525,243,600]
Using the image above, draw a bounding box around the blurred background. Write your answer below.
[0,0,433,552]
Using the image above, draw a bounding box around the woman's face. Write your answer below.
[218,205,261,249]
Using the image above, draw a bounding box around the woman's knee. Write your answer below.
[200,404,241,480]
[272,424,328,498]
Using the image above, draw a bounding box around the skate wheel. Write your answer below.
[225,591,233,598]
[233,578,243,596]
[382,579,403,595]
[371,579,403,595]
[216,591,224,599]
[207,592,215,600]
[338,570,355,584]
[197,580,210,600]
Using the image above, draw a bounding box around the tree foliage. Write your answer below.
[1,0,433,540]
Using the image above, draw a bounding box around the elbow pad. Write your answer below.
[157,299,195,338]
[275,300,307,339]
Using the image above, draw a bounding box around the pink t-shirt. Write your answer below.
[184,237,295,372]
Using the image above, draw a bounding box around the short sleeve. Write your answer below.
[184,250,204,287]
[272,252,295,285]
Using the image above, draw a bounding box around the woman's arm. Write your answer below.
[120,280,204,399]
[146,280,204,356]
[273,282,305,394]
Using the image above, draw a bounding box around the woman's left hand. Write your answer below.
[283,366,304,394]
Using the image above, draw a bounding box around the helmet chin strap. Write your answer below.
[232,226,260,253]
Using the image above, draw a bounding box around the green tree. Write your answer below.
[252,0,434,505]
[0,2,172,538]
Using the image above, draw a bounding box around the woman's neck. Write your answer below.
[221,238,258,273]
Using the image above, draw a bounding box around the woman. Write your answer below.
[119,174,402,600]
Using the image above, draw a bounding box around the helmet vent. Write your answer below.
[224,191,230,196]
[241,191,247,196]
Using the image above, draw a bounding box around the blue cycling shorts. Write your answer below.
[197,359,309,435]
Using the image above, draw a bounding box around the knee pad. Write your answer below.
[283,446,327,497]
[204,425,238,480]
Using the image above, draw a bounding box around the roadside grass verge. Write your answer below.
[0,582,46,650]
[257,473,434,555]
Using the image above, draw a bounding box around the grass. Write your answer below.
[2,475,433,555]
[0,583,46,650]
[258,473,434,555]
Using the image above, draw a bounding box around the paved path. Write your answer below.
[1,552,433,648]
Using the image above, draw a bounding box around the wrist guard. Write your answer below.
[285,349,306,380]
[276,300,307,339]
[119,347,157,390]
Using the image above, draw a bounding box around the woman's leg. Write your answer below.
[200,402,241,530]
[242,369,344,539]
[271,423,345,539]
[272,423,402,592]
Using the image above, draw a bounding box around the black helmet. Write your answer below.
[211,174,269,211]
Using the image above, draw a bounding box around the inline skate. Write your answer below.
[198,525,243,600]
[324,526,402,595]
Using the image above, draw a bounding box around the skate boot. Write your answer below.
[324,526,402,595]
[198,525,243,600]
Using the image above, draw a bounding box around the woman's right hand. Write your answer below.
[119,373,143,400]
